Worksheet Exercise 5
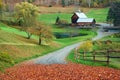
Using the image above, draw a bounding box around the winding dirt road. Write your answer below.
[32,28,114,64]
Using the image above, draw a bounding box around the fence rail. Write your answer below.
[74,49,120,65]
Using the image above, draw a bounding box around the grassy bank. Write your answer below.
[67,33,120,69]
[0,22,96,71]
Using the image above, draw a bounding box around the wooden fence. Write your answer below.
[74,49,120,65]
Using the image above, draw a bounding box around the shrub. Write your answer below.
[58,19,69,25]
[112,33,120,38]
[49,5,52,7]
[78,40,93,52]
[0,52,14,65]
[94,40,120,50]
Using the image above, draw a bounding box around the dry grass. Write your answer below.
[39,6,91,13]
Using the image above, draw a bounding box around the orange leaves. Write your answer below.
[0,64,120,80]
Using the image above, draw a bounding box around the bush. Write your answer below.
[58,19,69,25]
[0,52,14,64]
[94,41,120,50]
[78,40,93,52]
[112,33,120,38]
[49,5,52,7]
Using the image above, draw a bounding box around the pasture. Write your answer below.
[0,7,109,71]
[67,33,120,69]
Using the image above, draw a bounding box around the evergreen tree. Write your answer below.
[61,0,65,7]
[107,2,120,26]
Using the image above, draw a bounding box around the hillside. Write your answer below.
[0,21,96,71]
[0,23,61,71]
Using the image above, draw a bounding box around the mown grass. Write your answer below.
[86,8,109,22]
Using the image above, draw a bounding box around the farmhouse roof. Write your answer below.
[75,12,88,18]
[77,18,94,23]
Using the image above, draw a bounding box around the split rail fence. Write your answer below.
[74,49,120,65]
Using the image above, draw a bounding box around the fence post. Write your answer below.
[107,50,110,66]
[93,51,96,62]
[83,51,85,60]
[74,48,77,60]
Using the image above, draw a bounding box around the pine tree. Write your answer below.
[107,2,120,26]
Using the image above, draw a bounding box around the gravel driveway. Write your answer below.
[32,28,114,64]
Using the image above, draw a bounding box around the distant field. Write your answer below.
[39,7,109,24]
[86,8,109,22]
[39,6,91,13]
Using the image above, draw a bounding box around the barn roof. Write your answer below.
[75,12,88,18]
[77,18,94,23]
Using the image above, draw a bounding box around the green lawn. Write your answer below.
[38,13,72,24]
[38,8,109,26]
[86,8,109,22]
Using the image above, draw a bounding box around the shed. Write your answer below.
[71,11,96,27]
[71,12,87,23]
[77,18,96,26]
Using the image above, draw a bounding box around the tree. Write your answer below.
[0,0,5,20]
[87,0,92,8]
[15,2,39,39]
[78,40,93,59]
[34,22,53,45]
[27,0,35,3]
[107,2,120,26]
[55,16,60,24]
[61,0,65,7]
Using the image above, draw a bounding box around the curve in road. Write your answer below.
[32,28,114,64]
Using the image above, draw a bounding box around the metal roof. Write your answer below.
[75,12,88,18]
[77,18,94,23]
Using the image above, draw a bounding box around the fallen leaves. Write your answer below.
[0,63,120,80]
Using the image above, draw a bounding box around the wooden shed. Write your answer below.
[71,12,96,27]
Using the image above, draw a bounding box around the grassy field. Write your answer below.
[39,7,109,25]
[86,8,109,22]
[67,33,120,69]
[0,22,96,71]
[0,7,108,71]
[67,49,120,69]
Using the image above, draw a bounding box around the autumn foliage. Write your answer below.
[0,63,120,80]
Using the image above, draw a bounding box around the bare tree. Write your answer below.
[87,0,91,8]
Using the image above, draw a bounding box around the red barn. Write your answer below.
[71,11,96,27]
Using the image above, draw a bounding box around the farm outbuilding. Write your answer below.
[71,11,96,27]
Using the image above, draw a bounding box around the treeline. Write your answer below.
[1,0,120,8]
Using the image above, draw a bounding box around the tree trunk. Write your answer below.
[26,32,32,39]
[39,37,42,45]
